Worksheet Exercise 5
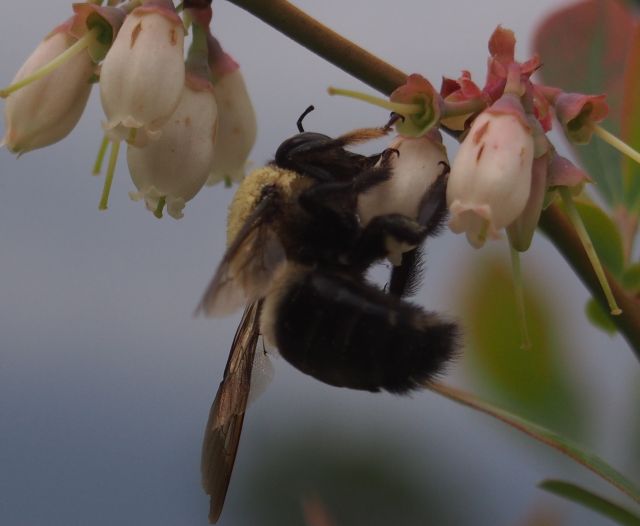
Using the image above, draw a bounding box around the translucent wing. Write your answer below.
[201,300,263,523]
[197,194,285,317]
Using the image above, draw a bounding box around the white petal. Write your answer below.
[4,32,94,154]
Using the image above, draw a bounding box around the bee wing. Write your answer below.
[201,300,263,524]
[197,195,285,317]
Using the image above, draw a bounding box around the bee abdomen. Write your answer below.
[270,271,458,393]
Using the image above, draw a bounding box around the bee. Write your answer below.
[197,107,458,523]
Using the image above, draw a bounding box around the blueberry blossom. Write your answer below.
[447,93,535,248]
[126,13,218,219]
[206,36,256,185]
[127,71,218,219]
[358,132,448,226]
[1,5,123,154]
[99,0,185,145]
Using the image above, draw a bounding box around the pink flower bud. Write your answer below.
[547,153,591,189]
[447,96,535,248]
[100,1,185,144]
[440,71,483,131]
[554,92,608,144]
[2,28,94,154]
[126,74,218,219]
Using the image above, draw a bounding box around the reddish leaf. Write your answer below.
[533,0,637,205]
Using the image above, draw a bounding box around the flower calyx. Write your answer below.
[389,74,443,137]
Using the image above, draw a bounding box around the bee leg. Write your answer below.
[298,158,391,214]
[416,163,449,236]
[297,163,390,234]
[388,164,450,297]
[384,112,404,131]
[352,163,393,193]
[353,214,427,267]
[298,180,361,233]
[330,126,390,148]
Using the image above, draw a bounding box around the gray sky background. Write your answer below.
[1,1,638,525]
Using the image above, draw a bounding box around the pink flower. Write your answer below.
[554,92,608,144]
[447,95,535,248]
[2,24,94,154]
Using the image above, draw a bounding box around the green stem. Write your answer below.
[559,187,621,315]
[99,140,120,210]
[539,205,640,361]
[509,245,531,350]
[0,28,98,98]
[92,135,110,175]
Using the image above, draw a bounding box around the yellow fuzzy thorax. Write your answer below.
[226,165,312,245]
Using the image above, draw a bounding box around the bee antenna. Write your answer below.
[297,105,315,132]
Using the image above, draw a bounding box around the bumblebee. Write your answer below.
[197,108,458,522]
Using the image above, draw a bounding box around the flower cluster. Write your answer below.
[331,25,624,318]
[1,0,256,218]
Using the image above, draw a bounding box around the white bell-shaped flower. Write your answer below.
[207,67,256,185]
[127,74,218,219]
[447,97,534,248]
[358,132,448,225]
[2,29,94,154]
[99,1,185,145]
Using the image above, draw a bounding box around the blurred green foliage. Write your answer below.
[233,429,472,526]
[457,254,585,439]
[540,480,640,526]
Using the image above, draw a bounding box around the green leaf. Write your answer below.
[430,382,640,504]
[457,255,584,438]
[621,27,640,211]
[622,264,640,292]
[573,199,625,277]
[585,297,618,334]
[533,0,637,206]
[540,480,640,526]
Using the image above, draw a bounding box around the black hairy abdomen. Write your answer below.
[274,271,457,393]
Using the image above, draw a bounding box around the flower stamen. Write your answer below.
[92,134,110,175]
[509,245,531,350]
[99,139,120,210]
[327,86,423,118]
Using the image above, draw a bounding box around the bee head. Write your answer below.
[274,131,334,169]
